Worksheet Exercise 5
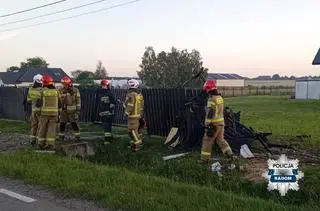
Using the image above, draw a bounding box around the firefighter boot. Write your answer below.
[30,138,36,146]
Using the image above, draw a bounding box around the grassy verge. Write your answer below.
[0,151,315,211]
[225,96,320,146]
[0,96,319,210]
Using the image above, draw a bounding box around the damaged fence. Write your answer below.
[0,87,293,138]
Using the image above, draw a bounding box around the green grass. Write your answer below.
[0,96,319,210]
[225,96,320,146]
[0,151,315,211]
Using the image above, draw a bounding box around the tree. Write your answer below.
[70,70,98,88]
[20,57,49,68]
[272,74,280,80]
[137,46,208,88]
[6,66,20,72]
[94,61,108,79]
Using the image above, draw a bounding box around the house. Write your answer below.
[312,48,320,65]
[0,67,70,87]
[94,77,142,88]
[207,73,245,87]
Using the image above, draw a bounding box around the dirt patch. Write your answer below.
[0,133,31,153]
[241,145,320,182]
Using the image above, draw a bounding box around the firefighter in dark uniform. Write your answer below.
[123,79,145,152]
[96,79,116,145]
[27,74,43,145]
[58,76,81,142]
[200,79,234,163]
[36,75,61,150]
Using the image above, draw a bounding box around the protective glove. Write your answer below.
[75,112,80,121]
[139,118,145,129]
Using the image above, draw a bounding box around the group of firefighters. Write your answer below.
[26,73,234,162]
[27,74,145,152]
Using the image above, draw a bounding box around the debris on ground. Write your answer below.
[240,144,255,158]
[163,152,190,161]
[0,133,31,153]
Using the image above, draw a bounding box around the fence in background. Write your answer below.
[0,87,294,136]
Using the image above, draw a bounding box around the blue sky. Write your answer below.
[0,0,319,77]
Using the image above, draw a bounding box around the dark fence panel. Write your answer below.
[0,86,295,137]
[0,87,27,121]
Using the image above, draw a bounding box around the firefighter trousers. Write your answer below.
[200,125,233,161]
[102,116,113,142]
[128,117,143,151]
[30,111,40,142]
[59,111,80,140]
[37,115,58,147]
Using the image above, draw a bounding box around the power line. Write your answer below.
[0,0,67,18]
[0,0,142,33]
[0,0,110,27]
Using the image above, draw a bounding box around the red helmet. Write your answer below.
[61,76,72,87]
[42,75,54,86]
[203,79,217,92]
[101,79,110,88]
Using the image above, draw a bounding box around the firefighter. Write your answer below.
[36,75,61,150]
[199,79,234,163]
[58,76,81,142]
[27,74,43,145]
[123,79,144,152]
[96,79,116,145]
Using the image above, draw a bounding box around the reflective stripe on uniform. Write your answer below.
[73,133,80,136]
[32,108,41,112]
[205,118,224,124]
[201,151,211,156]
[30,135,36,138]
[128,114,140,118]
[132,130,142,144]
[58,133,64,136]
[66,105,76,111]
[104,132,112,137]
[41,108,59,112]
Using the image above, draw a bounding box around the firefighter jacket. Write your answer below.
[38,86,62,116]
[204,94,224,126]
[124,88,144,118]
[27,86,42,113]
[96,88,116,117]
[59,86,81,114]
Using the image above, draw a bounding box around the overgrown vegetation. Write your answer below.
[0,96,319,210]
[0,151,316,211]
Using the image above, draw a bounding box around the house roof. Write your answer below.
[0,67,69,84]
[207,73,244,80]
[312,48,320,65]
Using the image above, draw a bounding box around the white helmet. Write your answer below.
[127,79,139,89]
[33,74,43,84]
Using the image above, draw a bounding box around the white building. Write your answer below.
[207,73,245,87]
[295,79,320,99]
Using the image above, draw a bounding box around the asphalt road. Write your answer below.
[0,193,71,211]
[0,176,109,211]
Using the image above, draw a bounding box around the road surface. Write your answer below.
[0,176,110,211]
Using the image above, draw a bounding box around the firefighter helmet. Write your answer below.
[61,76,72,87]
[203,79,217,92]
[42,75,54,86]
[101,79,110,88]
[127,79,139,89]
[33,74,43,84]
